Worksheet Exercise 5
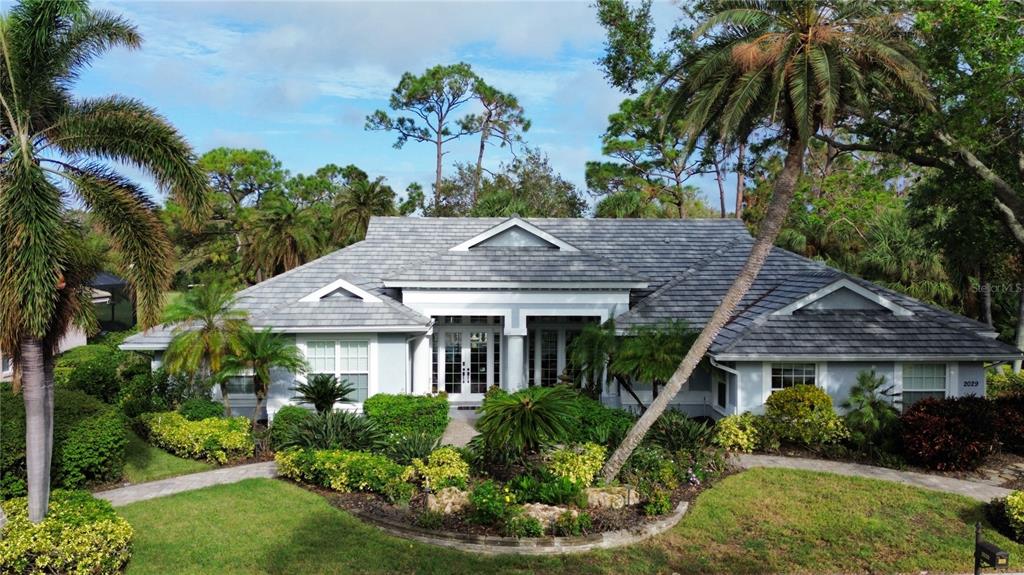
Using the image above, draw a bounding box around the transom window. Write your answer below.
[305,339,370,403]
[902,363,946,410]
[770,363,816,390]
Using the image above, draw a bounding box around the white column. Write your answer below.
[412,333,432,395]
[506,334,525,392]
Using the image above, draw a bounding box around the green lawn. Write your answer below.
[118,468,1024,575]
[122,430,213,484]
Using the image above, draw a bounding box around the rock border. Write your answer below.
[347,500,690,555]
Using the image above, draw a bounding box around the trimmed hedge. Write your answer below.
[713,413,761,453]
[762,385,848,448]
[363,394,449,439]
[276,448,414,503]
[901,396,997,470]
[1,386,127,497]
[140,412,253,464]
[0,490,134,575]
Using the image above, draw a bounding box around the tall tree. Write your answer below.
[223,327,306,422]
[245,192,321,280]
[601,0,930,481]
[199,148,285,209]
[366,63,481,202]
[332,177,397,244]
[468,149,587,218]
[163,282,247,417]
[0,0,207,522]
[471,83,529,201]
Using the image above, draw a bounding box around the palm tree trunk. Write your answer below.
[220,381,232,417]
[601,134,806,482]
[22,337,51,523]
[43,350,55,488]
[735,142,746,218]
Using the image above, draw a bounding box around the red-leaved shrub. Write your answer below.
[900,396,997,471]
[994,395,1024,455]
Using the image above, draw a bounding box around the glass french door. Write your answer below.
[440,328,497,398]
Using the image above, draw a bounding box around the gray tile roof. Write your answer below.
[122,216,1021,360]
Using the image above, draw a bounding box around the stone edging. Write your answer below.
[348,500,689,555]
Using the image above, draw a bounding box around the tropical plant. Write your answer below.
[0,0,208,521]
[841,370,900,455]
[222,327,306,422]
[385,431,440,466]
[612,321,697,399]
[602,0,930,481]
[566,322,617,398]
[244,192,320,281]
[279,410,386,452]
[476,385,579,456]
[647,410,714,453]
[162,281,247,417]
[332,177,396,245]
[290,373,355,414]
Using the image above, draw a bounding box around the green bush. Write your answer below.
[763,385,849,448]
[648,410,714,453]
[545,442,606,486]
[712,413,761,453]
[477,385,579,456]
[363,393,449,439]
[117,368,195,419]
[270,405,312,450]
[385,431,440,465]
[504,513,544,538]
[1007,491,1024,540]
[842,371,901,455]
[622,445,680,494]
[140,411,253,464]
[0,490,133,575]
[413,510,445,529]
[988,366,1024,398]
[178,397,225,421]
[552,510,592,536]
[275,448,413,503]
[1,386,127,497]
[642,490,672,516]
[412,446,470,490]
[279,410,386,452]
[469,480,518,525]
[62,347,121,403]
[509,473,585,507]
[567,395,635,449]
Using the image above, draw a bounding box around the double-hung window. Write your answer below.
[770,362,816,391]
[305,339,370,403]
[902,363,946,409]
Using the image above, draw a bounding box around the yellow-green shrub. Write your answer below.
[713,413,761,453]
[412,446,470,490]
[546,442,606,486]
[763,385,849,448]
[140,411,252,464]
[1006,490,1024,539]
[0,490,133,575]
[276,448,414,503]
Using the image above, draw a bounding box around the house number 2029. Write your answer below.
[963,380,980,387]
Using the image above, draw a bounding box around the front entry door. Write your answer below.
[440,328,495,399]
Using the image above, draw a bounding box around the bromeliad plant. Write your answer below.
[476,385,579,457]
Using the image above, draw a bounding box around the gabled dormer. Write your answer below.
[299,278,381,303]
[449,218,578,252]
[772,278,912,316]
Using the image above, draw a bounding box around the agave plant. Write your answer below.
[280,410,386,452]
[290,374,355,414]
[476,385,579,456]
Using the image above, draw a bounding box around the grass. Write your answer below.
[118,468,1024,574]
[122,430,213,484]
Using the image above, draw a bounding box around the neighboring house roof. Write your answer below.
[122,216,1022,361]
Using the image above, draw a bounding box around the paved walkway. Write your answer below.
[736,454,1012,502]
[94,461,277,507]
[440,408,480,447]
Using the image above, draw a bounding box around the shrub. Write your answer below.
[681,446,727,485]
[504,513,544,538]
[363,393,449,439]
[275,448,413,503]
[61,346,122,403]
[509,473,585,507]
[178,397,225,421]
[412,446,470,490]
[763,385,849,448]
[140,411,253,464]
[270,405,312,451]
[117,368,195,419]
[279,410,386,452]
[552,510,592,536]
[622,445,680,494]
[994,395,1024,455]
[642,490,672,516]
[545,442,606,486]
[988,366,1024,398]
[413,510,445,530]
[1007,491,1024,540]
[841,371,901,455]
[648,410,714,453]
[712,413,761,453]
[469,480,517,525]
[1,387,127,497]
[0,490,133,575]
[476,385,579,456]
[901,396,997,470]
[291,374,355,414]
[568,395,635,449]
[386,431,440,465]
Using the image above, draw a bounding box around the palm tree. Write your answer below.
[244,192,320,281]
[595,190,665,218]
[332,177,396,245]
[223,327,307,423]
[0,0,207,522]
[163,282,247,417]
[601,0,930,481]
[290,373,356,414]
[612,321,698,400]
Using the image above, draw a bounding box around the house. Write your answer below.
[121,217,1022,419]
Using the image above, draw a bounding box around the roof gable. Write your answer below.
[449,218,578,252]
[298,278,382,303]
[772,278,912,317]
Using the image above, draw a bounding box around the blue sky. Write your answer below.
[78,0,733,211]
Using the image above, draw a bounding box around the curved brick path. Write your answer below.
[736,454,1012,502]
[94,461,277,507]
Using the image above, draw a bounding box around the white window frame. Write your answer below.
[768,362,818,391]
[296,334,378,408]
[899,362,949,411]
